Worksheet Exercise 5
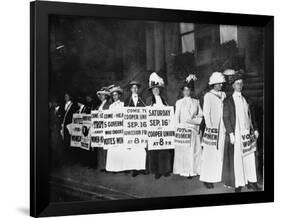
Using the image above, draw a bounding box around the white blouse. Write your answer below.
[154,95,164,106]
[109,100,124,110]
[175,97,203,130]
[203,90,226,128]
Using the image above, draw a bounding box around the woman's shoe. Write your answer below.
[132,170,139,177]
[235,187,242,192]
[247,182,261,191]
[154,174,162,179]
[203,182,212,189]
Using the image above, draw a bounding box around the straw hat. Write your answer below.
[128,80,141,88]
[223,69,244,84]
[96,87,111,96]
[109,86,123,95]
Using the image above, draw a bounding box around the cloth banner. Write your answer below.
[201,127,219,149]
[241,129,257,156]
[103,109,124,149]
[147,106,175,150]
[80,114,91,150]
[90,110,104,148]
[123,107,148,148]
[67,113,83,147]
[174,123,192,147]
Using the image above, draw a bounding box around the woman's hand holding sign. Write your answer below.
[230,133,235,144]
[254,130,259,139]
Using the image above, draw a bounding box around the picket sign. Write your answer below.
[147,106,175,150]
[90,110,104,148]
[174,123,192,147]
[201,127,219,149]
[69,106,179,151]
[80,114,91,150]
[67,113,83,147]
[102,109,124,149]
[123,107,148,148]
[241,129,257,156]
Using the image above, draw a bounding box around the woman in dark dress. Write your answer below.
[146,72,173,179]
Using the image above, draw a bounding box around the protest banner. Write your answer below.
[123,107,147,148]
[174,123,192,147]
[241,130,257,156]
[103,109,124,149]
[67,113,83,147]
[201,127,219,149]
[147,106,175,150]
[90,110,104,148]
[80,114,91,150]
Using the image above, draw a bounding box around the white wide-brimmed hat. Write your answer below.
[96,87,111,96]
[148,72,165,90]
[110,86,123,94]
[208,72,226,85]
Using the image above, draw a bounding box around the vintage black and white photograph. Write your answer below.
[48,15,265,202]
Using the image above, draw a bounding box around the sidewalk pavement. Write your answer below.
[50,163,260,202]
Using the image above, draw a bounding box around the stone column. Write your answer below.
[145,23,155,71]
[164,23,180,105]
[153,22,165,73]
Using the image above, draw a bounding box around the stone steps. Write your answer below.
[226,72,264,105]
[243,82,263,90]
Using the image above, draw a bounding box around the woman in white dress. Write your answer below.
[105,86,126,172]
[106,85,147,173]
[173,75,203,178]
[199,72,226,189]
[124,80,147,177]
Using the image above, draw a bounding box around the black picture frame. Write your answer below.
[30,1,274,217]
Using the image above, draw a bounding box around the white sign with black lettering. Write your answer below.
[103,109,124,149]
[68,113,83,147]
[147,106,175,150]
[123,107,147,148]
[90,110,104,148]
[174,124,192,147]
[80,114,91,150]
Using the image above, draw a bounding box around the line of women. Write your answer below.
[68,70,261,192]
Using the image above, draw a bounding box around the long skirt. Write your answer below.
[222,129,257,188]
[94,147,107,170]
[173,132,201,177]
[147,149,173,175]
[106,147,146,172]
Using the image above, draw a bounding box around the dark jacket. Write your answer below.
[83,103,95,114]
[145,95,168,106]
[95,100,111,110]
[223,94,258,135]
[145,94,172,175]
[124,95,146,107]
[62,101,79,129]
[222,93,258,188]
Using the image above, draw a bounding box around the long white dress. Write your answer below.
[233,91,257,187]
[106,100,126,172]
[106,100,146,172]
[173,97,203,177]
[200,90,226,183]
